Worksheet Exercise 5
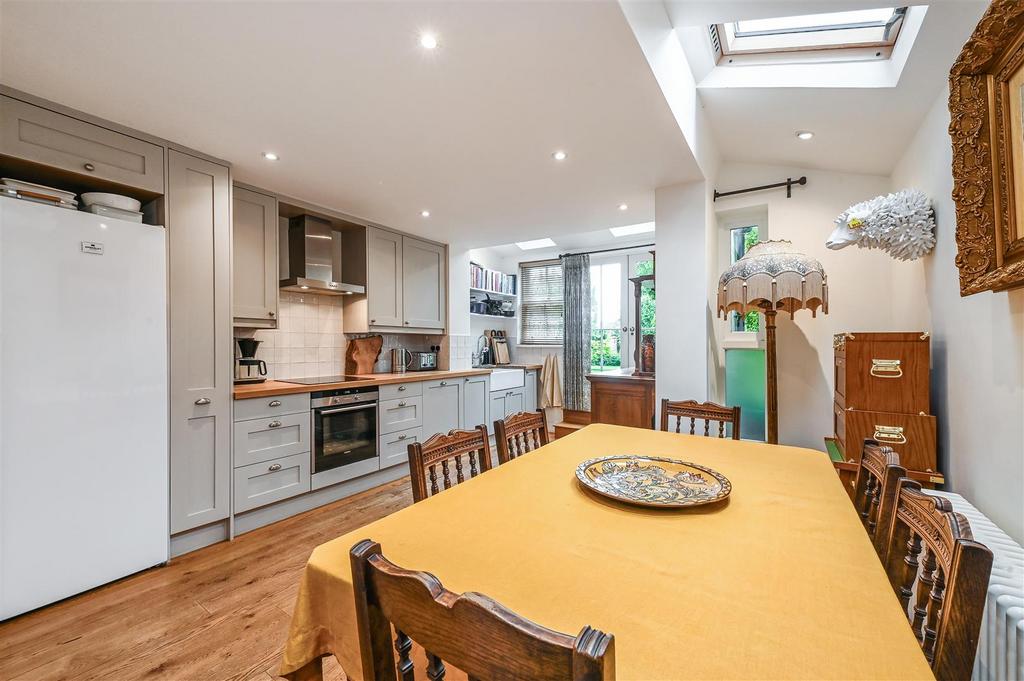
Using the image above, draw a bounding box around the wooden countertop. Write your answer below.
[233,367,536,399]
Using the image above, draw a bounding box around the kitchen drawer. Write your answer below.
[233,452,310,513]
[233,411,309,467]
[1,96,165,193]
[844,409,937,473]
[833,401,846,456]
[379,396,422,435]
[379,427,423,469]
[234,392,310,421]
[379,381,423,401]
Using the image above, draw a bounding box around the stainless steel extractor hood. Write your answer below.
[279,214,365,295]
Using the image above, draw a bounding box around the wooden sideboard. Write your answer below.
[833,332,942,486]
[586,369,655,429]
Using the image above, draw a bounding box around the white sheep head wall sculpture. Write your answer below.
[826,188,936,261]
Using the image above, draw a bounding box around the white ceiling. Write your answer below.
[0,1,700,248]
[477,223,656,263]
[665,0,990,176]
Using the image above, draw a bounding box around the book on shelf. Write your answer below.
[469,262,517,295]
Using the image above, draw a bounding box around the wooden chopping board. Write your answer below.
[345,335,383,375]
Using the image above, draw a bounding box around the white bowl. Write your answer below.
[80,192,141,212]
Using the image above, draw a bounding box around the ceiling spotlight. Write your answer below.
[420,210,431,218]
[299,285,309,290]
[795,131,814,141]
[618,203,628,211]
[552,150,568,161]
[262,151,279,161]
[420,33,438,49]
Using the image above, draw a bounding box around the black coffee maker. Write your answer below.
[235,337,268,384]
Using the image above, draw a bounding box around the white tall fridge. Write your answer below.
[0,198,169,619]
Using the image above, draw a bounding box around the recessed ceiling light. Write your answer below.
[420,210,431,218]
[795,131,814,141]
[515,238,557,250]
[552,150,568,161]
[618,203,629,211]
[299,285,309,290]
[262,151,279,161]
[420,33,438,49]
[609,222,655,238]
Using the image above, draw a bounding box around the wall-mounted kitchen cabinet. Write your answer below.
[232,185,278,327]
[0,95,164,194]
[347,226,446,334]
[168,149,233,535]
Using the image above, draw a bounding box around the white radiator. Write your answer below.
[928,491,1024,681]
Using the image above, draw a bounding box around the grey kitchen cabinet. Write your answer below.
[489,392,507,425]
[360,227,446,333]
[379,396,423,435]
[505,388,525,416]
[233,412,309,468]
[462,373,490,429]
[379,427,423,469]
[0,95,164,193]
[422,378,462,439]
[232,185,279,327]
[401,237,446,330]
[168,149,233,534]
[524,369,539,413]
[366,227,404,327]
[233,452,310,513]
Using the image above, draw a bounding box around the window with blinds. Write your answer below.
[519,259,563,345]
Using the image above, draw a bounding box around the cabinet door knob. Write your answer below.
[398,386,406,391]
[83,162,96,172]
[268,400,282,407]
[404,321,410,325]
[398,401,407,407]
[370,319,377,324]
[398,434,407,440]
[194,397,211,406]
[268,420,282,428]
[268,311,275,317]
[268,463,282,472]
[440,381,447,386]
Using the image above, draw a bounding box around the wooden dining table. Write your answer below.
[279,424,934,680]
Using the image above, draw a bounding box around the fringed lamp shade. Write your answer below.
[716,240,829,444]
[717,240,828,319]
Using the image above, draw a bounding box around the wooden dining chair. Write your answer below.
[407,426,493,503]
[882,478,993,681]
[852,440,905,558]
[351,539,616,681]
[659,399,740,440]
[494,410,550,464]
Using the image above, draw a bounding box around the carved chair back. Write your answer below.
[882,479,993,681]
[351,539,616,681]
[407,426,492,503]
[494,410,550,465]
[659,399,740,440]
[853,440,905,557]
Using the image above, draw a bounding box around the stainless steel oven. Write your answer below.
[310,387,378,489]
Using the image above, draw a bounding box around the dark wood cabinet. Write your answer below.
[832,332,941,483]
[587,370,655,429]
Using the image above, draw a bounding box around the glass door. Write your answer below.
[589,256,627,372]
[626,252,655,367]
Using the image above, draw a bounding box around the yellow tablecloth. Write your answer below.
[280,424,933,680]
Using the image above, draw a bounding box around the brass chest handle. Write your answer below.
[874,425,907,445]
[870,359,903,378]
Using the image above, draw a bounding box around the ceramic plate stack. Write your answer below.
[0,178,79,210]
[80,192,144,223]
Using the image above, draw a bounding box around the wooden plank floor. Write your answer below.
[0,478,414,681]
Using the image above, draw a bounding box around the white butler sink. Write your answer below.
[489,368,524,392]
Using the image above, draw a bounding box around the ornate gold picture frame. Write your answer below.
[949,0,1024,295]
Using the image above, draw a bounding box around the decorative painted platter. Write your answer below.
[575,455,732,508]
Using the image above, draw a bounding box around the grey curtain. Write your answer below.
[561,253,591,411]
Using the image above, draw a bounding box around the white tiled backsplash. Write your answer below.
[237,292,345,379]
[235,292,452,378]
[448,334,473,370]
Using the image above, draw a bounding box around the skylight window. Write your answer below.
[713,7,907,63]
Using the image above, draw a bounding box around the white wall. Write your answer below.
[891,89,1024,544]
[712,163,927,449]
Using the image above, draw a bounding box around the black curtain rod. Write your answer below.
[559,242,655,258]
[714,176,807,202]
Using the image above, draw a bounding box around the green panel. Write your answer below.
[724,348,766,442]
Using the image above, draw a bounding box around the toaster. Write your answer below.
[406,351,438,371]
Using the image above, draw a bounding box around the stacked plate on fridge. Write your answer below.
[0,178,79,210]
[80,192,143,222]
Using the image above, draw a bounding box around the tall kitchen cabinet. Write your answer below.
[349,226,446,333]
[167,149,233,534]
[232,185,278,327]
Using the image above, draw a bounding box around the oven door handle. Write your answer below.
[317,403,376,416]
